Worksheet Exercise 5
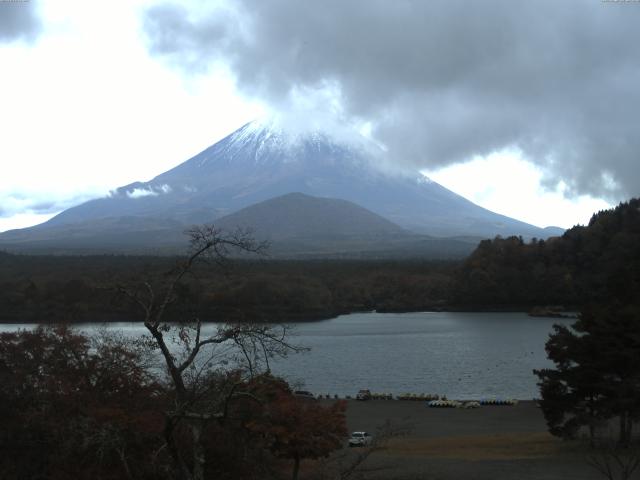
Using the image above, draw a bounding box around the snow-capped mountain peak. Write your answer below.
[19,120,563,240]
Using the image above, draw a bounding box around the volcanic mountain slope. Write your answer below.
[0,192,477,258]
[211,192,477,258]
[215,192,405,240]
[0,216,188,254]
[0,120,562,254]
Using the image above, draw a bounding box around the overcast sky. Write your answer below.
[2,0,637,232]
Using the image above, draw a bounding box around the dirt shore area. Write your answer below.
[331,399,605,480]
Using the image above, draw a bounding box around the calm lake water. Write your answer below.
[0,311,572,399]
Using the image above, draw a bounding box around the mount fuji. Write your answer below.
[0,120,562,255]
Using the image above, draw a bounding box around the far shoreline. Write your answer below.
[0,304,580,324]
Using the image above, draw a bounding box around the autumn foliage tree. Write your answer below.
[0,328,348,480]
[0,326,165,480]
[242,376,348,480]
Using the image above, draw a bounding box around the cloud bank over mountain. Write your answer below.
[0,0,41,43]
[143,0,640,201]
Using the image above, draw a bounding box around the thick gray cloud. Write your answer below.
[0,1,41,43]
[143,0,640,200]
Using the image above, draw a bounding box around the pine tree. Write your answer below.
[535,304,640,446]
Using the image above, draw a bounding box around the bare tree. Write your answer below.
[587,442,640,480]
[117,225,303,480]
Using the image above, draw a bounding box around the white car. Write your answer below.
[348,431,373,447]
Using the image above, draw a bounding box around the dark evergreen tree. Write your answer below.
[535,304,640,446]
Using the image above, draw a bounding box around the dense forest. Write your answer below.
[1,198,638,323]
[454,198,640,311]
[0,253,456,323]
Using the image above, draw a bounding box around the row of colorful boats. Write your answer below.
[479,398,519,406]
[427,399,518,408]
[396,393,441,401]
[334,392,520,405]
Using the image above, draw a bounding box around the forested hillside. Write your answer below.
[0,254,455,323]
[453,198,640,310]
[1,199,637,323]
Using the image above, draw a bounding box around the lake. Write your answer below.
[0,311,572,399]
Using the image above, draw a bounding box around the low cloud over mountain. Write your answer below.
[144,0,640,201]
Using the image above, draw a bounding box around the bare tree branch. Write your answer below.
[587,442,640,480]
[112,224,298,480]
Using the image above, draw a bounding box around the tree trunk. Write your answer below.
[292,454,300,480]
[619,412,630,447]
[586,401,596,447]
[118,448,133,480]
[165,415,192,480]
[191,420,206,480]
